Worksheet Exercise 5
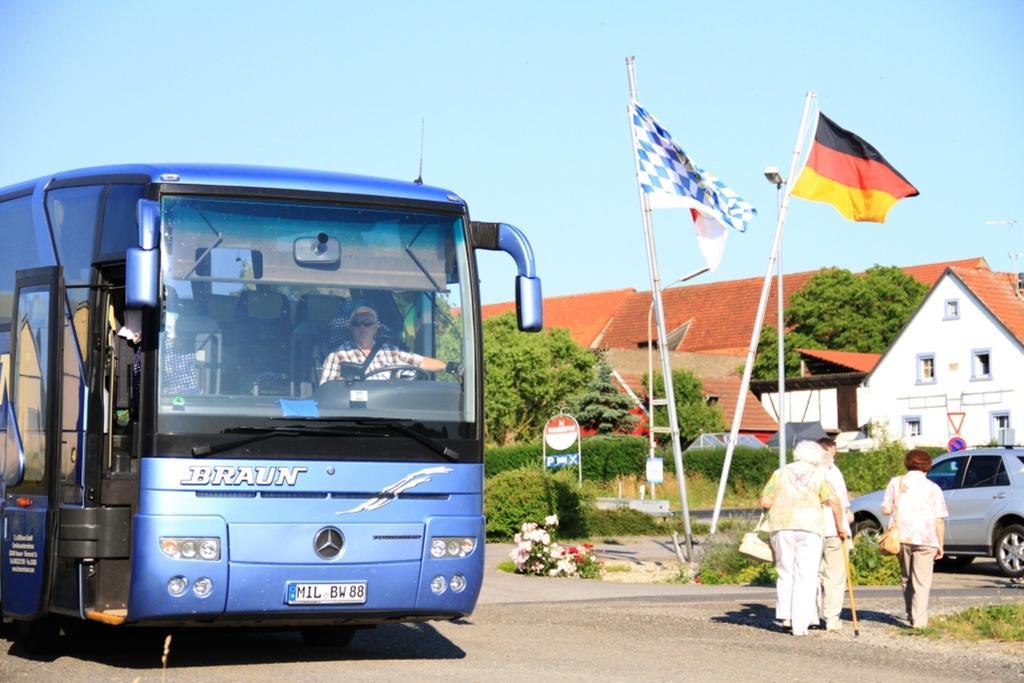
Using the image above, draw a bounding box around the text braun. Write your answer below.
[181,465,308,487]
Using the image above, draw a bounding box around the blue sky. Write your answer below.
[2,1,1021,304]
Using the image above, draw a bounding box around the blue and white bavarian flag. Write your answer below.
[631,101,756,271]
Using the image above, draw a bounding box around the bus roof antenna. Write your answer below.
[414,118,425,185]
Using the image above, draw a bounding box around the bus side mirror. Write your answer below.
[471,221,543,332]
[126,199,160,308]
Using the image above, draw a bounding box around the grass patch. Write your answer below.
[496,559,516,574]
[604,563,632,573]
[663,567,692,584]
[919,604,1024,642]
[695,530,774,585]
[590,471,759,512]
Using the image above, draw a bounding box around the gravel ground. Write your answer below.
[1,589,1020,682]
[1,545,1021,681]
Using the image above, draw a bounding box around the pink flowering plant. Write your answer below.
[509,515,603,579]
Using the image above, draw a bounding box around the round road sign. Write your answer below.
[948,436,966,452]
[544,415,580,451]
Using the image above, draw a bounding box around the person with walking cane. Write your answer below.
[816,437,853,632]
[760,441,846,636]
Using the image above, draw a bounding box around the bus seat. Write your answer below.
[237,289,291,394]
[169,314,218,394]
[293,294,343,390]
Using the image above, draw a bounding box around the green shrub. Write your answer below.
[484,467,590,540]
[676,447,779,495]
[836,440,906,495]
[734,563,778,586]
[696,532,770,584]
[579,435,648,480]
[485,442,543,478]
[585,507,664,537]
[848,535,901,585]
[485,435,649,481]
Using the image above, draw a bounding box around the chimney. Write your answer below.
[1017,272,1024,295]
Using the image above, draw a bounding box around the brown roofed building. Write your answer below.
[598,257,989,354]
[480,287,635,349]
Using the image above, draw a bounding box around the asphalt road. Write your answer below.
[1,550,1021,682]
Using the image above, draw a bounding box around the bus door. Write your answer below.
[2,266,64,619]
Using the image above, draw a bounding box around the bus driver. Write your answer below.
[318,302,459,383]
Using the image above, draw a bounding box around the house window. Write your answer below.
[903,415,922,438]
[943,299,960,320]
[972,349,992,380]
[916,353,936,384]
[991,411,1011,441]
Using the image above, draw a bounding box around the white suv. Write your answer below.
[849,447,1024,577]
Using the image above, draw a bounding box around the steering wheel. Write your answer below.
[362,364,430,381]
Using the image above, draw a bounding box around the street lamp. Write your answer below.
[764,166,784,189]
[764,166,786,468]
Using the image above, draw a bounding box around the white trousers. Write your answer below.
[770,530,823,635]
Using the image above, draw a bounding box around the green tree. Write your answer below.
[645,368,726,444]
[754,265,927,379]
[571,356,638,434]
[483,313,595,445]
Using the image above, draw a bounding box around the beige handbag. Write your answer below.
[878,477,903,556]
[738,514,774,563]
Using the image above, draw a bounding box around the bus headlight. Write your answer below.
[199,538,221,561]
[428,537,476,558]
[429,575,447,594]
[161,537,221,561]
[192,577,213,598]
[167,576,188,596]
[449,574,467,593]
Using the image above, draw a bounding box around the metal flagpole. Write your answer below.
[776,187,787,469]
[625,56,693,557]
[709,91,817,535]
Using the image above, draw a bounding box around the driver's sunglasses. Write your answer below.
[352,320,377,328]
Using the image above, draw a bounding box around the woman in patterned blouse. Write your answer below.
[760,441,846,636]
[881,449,948,628]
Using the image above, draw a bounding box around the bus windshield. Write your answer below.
[156,195,475,431]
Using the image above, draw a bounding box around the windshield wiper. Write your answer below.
[274,417,459,462]
[192,424,375,458]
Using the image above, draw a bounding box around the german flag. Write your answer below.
[791,113,918,223]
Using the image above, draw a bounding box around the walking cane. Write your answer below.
[841,540,860,636]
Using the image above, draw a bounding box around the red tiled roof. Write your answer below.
[796,348,881,373]
[611,373,777,432]
[481,288,635,348]
[598,257,989,354]
[951,267,1024,345]
[701,377,779,431]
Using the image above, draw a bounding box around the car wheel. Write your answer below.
[852,517,881,542]
[995,524,1024,578]
[299,625,358,648]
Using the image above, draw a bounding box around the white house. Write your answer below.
[861,266,1024,448]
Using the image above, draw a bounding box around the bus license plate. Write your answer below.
[287,581,367,605]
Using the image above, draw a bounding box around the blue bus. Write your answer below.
[0,164,542,650]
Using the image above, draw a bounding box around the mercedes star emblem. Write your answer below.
[314,527,344,559]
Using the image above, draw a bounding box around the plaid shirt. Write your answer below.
[319,342,424,383]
